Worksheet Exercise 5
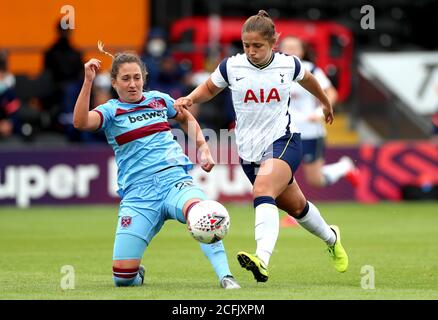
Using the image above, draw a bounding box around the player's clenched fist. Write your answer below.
[199,144,215,173]
[84,58,102,83]
[322,103,334,125]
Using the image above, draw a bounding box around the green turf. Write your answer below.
[1,202,437,300]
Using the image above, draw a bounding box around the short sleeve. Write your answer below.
[164,95,178,119]
[93,102,114,130]
[313,67,332,90]
[210,58,229,89]
[153,92,177,118]
[292,55,305,82]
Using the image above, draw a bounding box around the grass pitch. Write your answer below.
[0,202,437,300]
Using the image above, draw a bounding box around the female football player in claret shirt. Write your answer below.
[72,43,240,289]
[174,10,349,283]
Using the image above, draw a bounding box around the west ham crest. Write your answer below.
[121,216,132,228]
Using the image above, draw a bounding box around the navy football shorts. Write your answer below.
[301,137,325,163]
[240,132,302,185]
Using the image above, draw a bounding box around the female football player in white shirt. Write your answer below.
[175,10,348,282]
[279,36,359,189]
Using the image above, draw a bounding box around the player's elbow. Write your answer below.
[73,119,88,131]
[73,118,82,130]
[205,78,222,99]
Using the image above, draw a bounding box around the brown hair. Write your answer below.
[280,36,316,62]
[97,40,148,81]
[242,10,279,45]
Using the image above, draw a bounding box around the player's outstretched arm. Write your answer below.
[73,58,102,131]
[173,107,215,172]
[325,85,338,107]
[298,70,334,124]
[174,78,223,111]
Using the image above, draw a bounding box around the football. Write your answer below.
[187,200,230,244]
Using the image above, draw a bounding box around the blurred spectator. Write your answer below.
[189,54,236,131]
[432,111,438,144]
[0,49,21,140]
[82,72,112,143]
[190,54,219,88]
[431,85,438,143]
[433,113,438,135]
[140,27,190,99]
[42,22,84,132]
[140,27,167,88]
[92,72,113,107]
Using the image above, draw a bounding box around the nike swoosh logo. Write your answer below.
[236,77,245,81]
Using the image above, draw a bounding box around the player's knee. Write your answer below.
[287,199,308,218]
[304,168,323,187]
[306,175,323,188]
[253,181,274,198]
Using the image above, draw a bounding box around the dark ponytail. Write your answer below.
[242,10,279,45]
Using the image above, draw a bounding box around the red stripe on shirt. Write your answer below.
[118,96,146,104]
[115,106,149,116]
[115,98,167,116]
[115,122,170,145]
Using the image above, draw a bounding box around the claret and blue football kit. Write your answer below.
[94,91,231,286]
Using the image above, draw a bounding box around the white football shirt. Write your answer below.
[211,52,305,162]
[289,61,332,140]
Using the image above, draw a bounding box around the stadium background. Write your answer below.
[0,0,437,301]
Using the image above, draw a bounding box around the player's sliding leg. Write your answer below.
[165,177,240,289]
[199,241,241,289]
[112,207,164,287]
[276,180,349,272]
[183,199,240,289]
[112,261,145,287]
[112,234,147,286]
